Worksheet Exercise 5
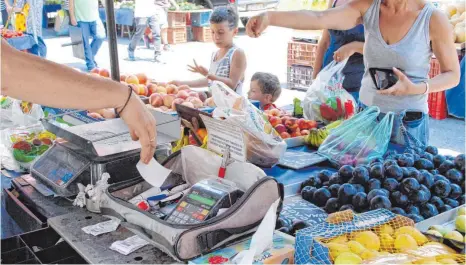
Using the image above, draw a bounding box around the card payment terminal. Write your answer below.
[166,179,243,224]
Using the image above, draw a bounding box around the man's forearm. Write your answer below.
[180,78,209,88]
[2,40,128,109]
[268,11,324,30]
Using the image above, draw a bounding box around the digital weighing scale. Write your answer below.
[29,109,180,197]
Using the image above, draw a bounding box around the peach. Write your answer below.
[147,83,157,95]
[120,74,127,82]
[163,94,175,108]
[197,91,208,102]
[274,124,287,134]
[285,117,298,127]
[301,130,310,135]
[150,94,164,107]
[307,120,318,129]
[188,91,199,98]
[176,90,189,100]
[156,86,167,94]
[288,123,299,132]
[280,132,291,139]
[90,68,100,74]
[136,73,148,85]
[125,75,139,85]
[269,116,282,127]
[189,97,204,108]
[178,85,190,91]
[290,130,301,138]
[204,97,216,107]
[99,69,110,78]
[166,86,178,95]
[269,108,281,117]
[181,101,195,108]
[172,98,185,110]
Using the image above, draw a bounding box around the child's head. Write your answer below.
[209,6,238,48]
[248,72,281,106]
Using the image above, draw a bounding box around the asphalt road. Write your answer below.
[41,27,465,154]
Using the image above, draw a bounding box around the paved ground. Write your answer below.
[41,27,465,154]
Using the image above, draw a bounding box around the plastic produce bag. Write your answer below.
[302,59,357,124]
[210,81,287,167]
[11,100,44,127]
[318,106,394,166]
[54,9,70,36]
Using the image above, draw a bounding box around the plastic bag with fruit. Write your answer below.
[317,106,395,166]
[210,81,287,167]
[302,59,358,124]
[11,99,44,127]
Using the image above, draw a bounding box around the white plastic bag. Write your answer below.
[303,59,357,124]
[210,81,287,167]
[11,100,44,127]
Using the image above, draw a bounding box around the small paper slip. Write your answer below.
[278,151,328,170]
[136,157,171,188]
[82,219,121,236]
[110,235,149,255]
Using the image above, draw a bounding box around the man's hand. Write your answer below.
[333,43,356,62]
[246,12,270,38]
[188,59,209,76]
[118,94,157,164]
[70,16,78,26]
[377,68,423,96]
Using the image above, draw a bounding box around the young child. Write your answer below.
[169,6,247,94]
[247,72,282,111]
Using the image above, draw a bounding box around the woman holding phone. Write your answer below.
[246,0,460,146]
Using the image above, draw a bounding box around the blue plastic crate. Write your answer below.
[190,11,212,27]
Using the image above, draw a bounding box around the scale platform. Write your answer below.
[29,109,180,197]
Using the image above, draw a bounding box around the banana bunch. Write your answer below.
[305,120,343,147]
[172,134,189,153]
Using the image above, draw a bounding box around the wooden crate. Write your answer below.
[167,27,187,44]
[192,26,212,42]
[167,12,187,28]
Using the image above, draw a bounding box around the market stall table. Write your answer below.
[5,34,46,57]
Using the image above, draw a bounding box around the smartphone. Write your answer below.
[369,68,400,90]
[403,111,423,122]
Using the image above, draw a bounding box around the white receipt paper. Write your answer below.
[110,235,149,255]
[82,219,121,236]
[136,157,172,188]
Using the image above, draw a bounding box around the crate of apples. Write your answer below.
[265,108,317,139]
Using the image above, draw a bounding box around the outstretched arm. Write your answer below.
[246,0,370,37]
[2,40,157,164]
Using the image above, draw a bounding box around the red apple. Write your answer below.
[163,94,175,108]
[99,69,110,78]
[176,90,189,100]
[280,132,291,139]
[274,124,287,134]
[172,98,185,110]
[136,73,148,85]
[149,93,163,107]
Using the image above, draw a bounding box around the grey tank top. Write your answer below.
[360,0,434,113]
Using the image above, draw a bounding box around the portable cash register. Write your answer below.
[166,179,243,224]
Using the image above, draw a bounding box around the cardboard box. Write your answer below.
[189,231,295,264]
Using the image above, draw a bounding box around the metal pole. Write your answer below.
[104,0,121,81]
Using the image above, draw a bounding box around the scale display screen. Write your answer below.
[33,144,89,186]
